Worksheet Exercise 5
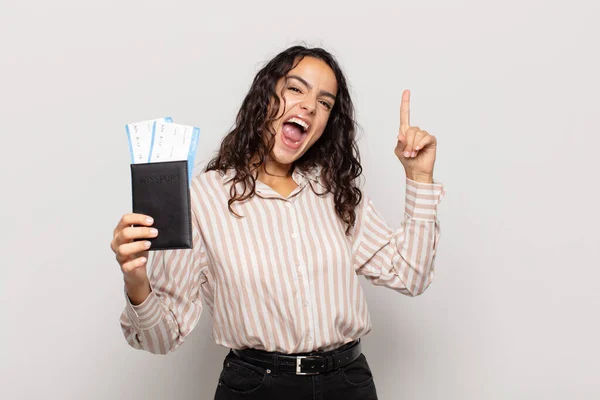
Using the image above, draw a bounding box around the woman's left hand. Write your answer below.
[394,90,437,183]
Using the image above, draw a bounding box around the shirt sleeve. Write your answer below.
[118,205,209,355]
[352,177,446,296]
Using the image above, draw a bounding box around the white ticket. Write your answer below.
[125,117,172,163]
[148,120,200,183]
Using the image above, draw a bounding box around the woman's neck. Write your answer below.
[256,158,299,197]
[256,156,293,180]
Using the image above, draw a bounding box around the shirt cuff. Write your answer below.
[405,177,446,221]
[124,287,164,331]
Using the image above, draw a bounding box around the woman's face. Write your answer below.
[267,56,338,165]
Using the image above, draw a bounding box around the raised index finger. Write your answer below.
[399,89,411,133]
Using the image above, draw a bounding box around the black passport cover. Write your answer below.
[130,160,192,250]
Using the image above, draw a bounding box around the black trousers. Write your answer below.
[213,346,378,399]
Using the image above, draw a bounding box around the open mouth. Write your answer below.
[281,117,309,150]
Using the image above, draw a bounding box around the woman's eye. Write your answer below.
[288,86,302,93]
[320,101,332,110]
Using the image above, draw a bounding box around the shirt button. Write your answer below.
[307,336,312,342]
[304,301,309,307]
[291,233,298,239]
[298,266,304,272]
[286,202,292,208]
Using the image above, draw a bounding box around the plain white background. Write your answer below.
[1,0,599,399]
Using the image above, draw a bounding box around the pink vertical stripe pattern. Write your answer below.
[119,167,446,355]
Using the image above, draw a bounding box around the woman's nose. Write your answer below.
[300,97,316,113]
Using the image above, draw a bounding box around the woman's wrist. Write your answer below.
[124,277,152,306]
[406,172,434,183]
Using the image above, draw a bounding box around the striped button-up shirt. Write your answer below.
[119,166,446,355]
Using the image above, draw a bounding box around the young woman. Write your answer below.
[111,45,445,399]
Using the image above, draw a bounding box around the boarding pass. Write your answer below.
[125,117,199,184]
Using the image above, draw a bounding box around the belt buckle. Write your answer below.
[296,356,321,375]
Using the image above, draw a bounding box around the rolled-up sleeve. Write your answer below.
[119,206,209,355]
[352,177,446,296]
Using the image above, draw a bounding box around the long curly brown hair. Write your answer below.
[204,45,363,235]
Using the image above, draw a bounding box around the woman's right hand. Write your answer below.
[110,213,158,289]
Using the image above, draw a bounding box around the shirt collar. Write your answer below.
[220,165,322,185]
[293,164,322,184]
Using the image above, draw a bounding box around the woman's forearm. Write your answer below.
[125,278,152,305]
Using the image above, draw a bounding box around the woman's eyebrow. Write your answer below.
[288,75,337,101]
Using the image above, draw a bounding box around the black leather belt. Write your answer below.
[231,340,362,375]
